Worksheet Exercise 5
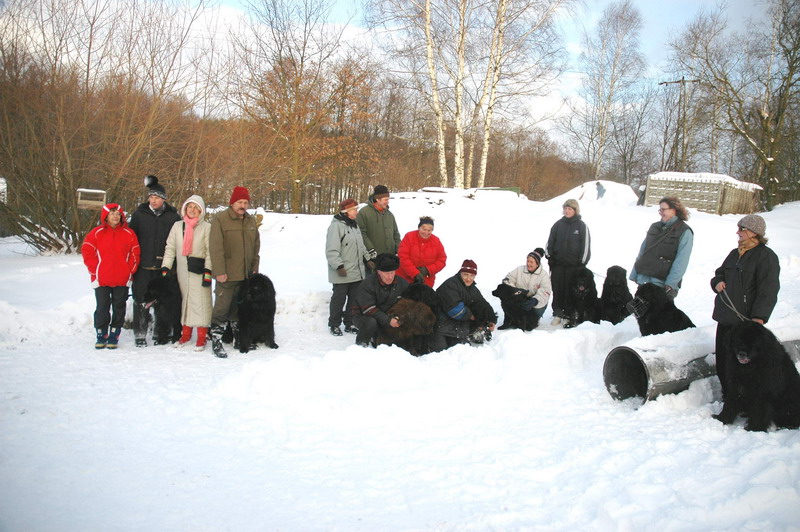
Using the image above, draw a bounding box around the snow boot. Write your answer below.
[210,325,227,358]
[178,325,193,347]
[194,327,208,352]
[230,321,241,351]
[107,328,121,350]
[95,328,108,349]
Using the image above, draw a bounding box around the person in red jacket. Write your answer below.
[397,216,447,288]
[81,203,140,349]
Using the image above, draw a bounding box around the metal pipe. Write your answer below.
[602,326,800,406]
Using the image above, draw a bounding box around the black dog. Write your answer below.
[564,266,600,328]
[236,273,278,353]
[714,321,800,431]
[492,283,539,331]
[142,274,182,345]
[600,265,633,325]
[628,283,694,336]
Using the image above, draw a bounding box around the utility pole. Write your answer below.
[659,76,701,172]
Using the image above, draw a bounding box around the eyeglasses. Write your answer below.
[658,207,673,213]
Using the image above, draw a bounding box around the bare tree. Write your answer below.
[670,0,800,209]
[561,0,645,180]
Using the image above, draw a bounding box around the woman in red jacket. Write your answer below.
[397,216,447,288]
[81,203,140,349]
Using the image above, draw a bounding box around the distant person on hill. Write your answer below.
[356,185,401,264]
[81,203,140,349]
[546,199,591,327]
[596,181,606,199]
[396,216,447,288]
[325,198,371,337]
[630,196,693,299]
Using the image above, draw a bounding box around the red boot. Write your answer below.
[178,325,192,346]
[195,327,208,352]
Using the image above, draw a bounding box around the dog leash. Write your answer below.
[719,288,749,322]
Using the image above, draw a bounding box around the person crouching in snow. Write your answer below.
[161,195,213,351]
[81,203,140,349]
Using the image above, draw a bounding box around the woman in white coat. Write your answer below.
[161,195,213,351]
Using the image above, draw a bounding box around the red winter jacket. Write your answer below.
[81,204,141,288]
[397,230,447,287]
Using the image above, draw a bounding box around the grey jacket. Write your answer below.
[326,214,370,284]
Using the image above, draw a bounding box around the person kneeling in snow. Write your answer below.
[351,253,409,347]
[429,259,496,351]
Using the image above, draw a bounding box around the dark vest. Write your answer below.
[634,219,692,281]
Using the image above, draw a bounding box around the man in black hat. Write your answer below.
[356,185,401,261]
[129,175,181,346]
[351,253,409,347]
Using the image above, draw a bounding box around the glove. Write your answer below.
[367,248,377,260]
[530,298,539,307]
[161,267,170,277]
[337,265,347,277]
[417,266,430,278]
[202,269,212,287]
[414,274,425,284]
[366,260,376,270]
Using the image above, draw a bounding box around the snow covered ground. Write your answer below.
[1,181,799,531]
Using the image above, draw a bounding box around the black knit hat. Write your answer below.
[375,253,400,272]
[144,175,167,200]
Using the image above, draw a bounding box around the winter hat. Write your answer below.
[339,198,358,212]
[563,198,580,215]
[418,216,434,227]
[373,185,390,201]
[229,186,251,205]
[738,214,766,237]
[375,253,400,272]
[181,195,206,218]
[527,247,545,265]
[460,259,478,275]
[145,175,167,200]
[101,203,125,224]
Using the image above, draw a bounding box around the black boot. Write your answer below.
[210,325,227,358]
[230,321,240,351]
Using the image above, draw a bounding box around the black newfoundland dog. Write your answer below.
[142,274,183,345]
[236,273,278,353]
[714,321,800,431]
[377,283,439,356]
[600,265,633,325]
[492,283,540,331]
[628,282,694,336]
[466,299,498,345]
[564,266,600,328]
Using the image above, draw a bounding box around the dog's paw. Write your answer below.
[268,342,279,349]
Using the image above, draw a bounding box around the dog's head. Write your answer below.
[572,268,597,299]
[402,283,440,312]
[726,321,777,366]
[142,275,176,309]
[242,273,274,301]
[628,283,669,318]
[604,266,628,287]
[492,283,525,302]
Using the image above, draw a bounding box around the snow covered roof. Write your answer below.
[649,171,762,191]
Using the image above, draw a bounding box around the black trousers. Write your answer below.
[328,281,361,328]
[94,286,128,330]
[550,265,580,318]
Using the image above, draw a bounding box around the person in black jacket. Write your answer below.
[546,199,591,327]
[429,259,496,351]
[351,253,409,347]
[129,175,181,347]
[710,214,780,397]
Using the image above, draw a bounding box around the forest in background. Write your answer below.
[1,0,798,252]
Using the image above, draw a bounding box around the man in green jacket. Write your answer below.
[356,185,401,262]
[208,186,260,358]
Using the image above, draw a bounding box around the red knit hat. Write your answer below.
[460,259,477,275]
[230,186,251,204]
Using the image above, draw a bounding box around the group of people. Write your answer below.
[83,179,781,371]
[81,178,260,358]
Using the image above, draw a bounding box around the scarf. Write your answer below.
[738,237,758,257]
[182,215,199,256]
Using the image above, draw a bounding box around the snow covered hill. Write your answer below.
[1,182,799,530]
